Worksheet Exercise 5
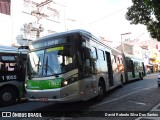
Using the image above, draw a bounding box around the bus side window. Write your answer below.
[97,49,105,61]
[90,47,97,59]
[1,63,7,71]
[14,64,19,71]
[126,58,132,72]
[0,63,2,71]
[90,47,98,74]
[6,63,14,71]
[83,48,92,77]
[118,57,124,72]
[111,55,118,72]
[134,61,138,71]
[1,64,4,71]
[97,49,107,72]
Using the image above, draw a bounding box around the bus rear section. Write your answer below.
[123,53,145,82]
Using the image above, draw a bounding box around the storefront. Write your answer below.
[146,64,153,74]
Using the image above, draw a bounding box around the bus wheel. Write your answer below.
[0,87,17,106]
[95,81,105,101]
[139,73,143,80]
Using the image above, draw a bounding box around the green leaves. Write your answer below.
[126,0,151,25]
[126,0,160,41]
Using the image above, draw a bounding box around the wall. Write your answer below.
[0,13,12,45]
[0,0,66,46]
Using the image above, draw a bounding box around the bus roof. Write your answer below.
[34,29,91,41]
[32,29,121,54]
[0,45,28,54]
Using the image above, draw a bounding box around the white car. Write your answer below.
[158,74,160,87]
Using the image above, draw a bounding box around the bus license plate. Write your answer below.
[39,97,48,102]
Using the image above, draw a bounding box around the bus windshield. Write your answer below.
[28,45,76,77]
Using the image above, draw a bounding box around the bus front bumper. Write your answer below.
[26,87,80,103]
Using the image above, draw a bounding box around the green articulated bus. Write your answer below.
[123,53,145,82]
[25,29,127,103]
[0,45,28,106]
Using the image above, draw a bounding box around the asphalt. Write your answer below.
[135,73,160,120]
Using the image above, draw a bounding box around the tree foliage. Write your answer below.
[126,0,160,41]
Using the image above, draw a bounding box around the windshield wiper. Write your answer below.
[45,56,59,77]
[37,56,40,72]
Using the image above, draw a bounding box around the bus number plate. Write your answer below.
[39,97,48,102]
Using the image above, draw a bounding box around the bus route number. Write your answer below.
[1,75,17,81]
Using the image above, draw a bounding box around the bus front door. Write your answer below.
[106,52,114,86]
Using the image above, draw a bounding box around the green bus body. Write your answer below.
[0,46,28,107]
[25,29,145,103]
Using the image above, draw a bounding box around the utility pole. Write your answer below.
[31,0,52,38]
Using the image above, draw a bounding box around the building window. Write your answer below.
[0,0,10,15]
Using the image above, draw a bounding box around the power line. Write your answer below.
[88,7,127,25]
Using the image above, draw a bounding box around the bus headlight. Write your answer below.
[61,77,78,87]
[63,80,68,86]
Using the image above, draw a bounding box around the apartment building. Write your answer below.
[0,0,66,45]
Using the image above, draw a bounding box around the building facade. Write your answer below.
[0,0,66,46]
[0,0,12,45]
[116,38,160,73]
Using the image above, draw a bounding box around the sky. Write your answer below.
[56,0,151,46]
[0,0,151,46]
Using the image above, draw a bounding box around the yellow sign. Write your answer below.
[47,46,64,52]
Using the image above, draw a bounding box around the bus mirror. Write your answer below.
[83,47,90,59]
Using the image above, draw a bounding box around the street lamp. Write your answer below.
[121,32,131,53]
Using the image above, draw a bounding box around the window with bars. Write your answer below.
[0,0,10,15]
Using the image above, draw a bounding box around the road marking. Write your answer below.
[129,100,146,106]
[135,103,160,120]
[90,85,157,109]
[150,103,160,111]
[124,83,156,92]
[135,117,160,120]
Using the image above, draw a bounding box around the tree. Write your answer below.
[126,0,160,41]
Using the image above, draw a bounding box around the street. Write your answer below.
[1,1,160,120]
[1,73,160,120]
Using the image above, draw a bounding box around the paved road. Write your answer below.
[1,73,160,120]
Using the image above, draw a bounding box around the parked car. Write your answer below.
[158,74,160,87]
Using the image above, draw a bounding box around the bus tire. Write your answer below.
[0,87,17,107]
[139,73,143,80]
[95,81,105,101]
